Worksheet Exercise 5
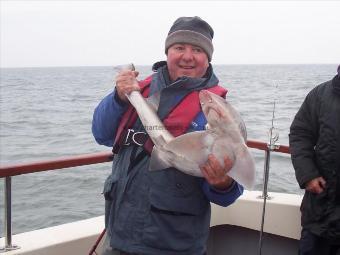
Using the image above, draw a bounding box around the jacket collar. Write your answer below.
[150,61,219,120]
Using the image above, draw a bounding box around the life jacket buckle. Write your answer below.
[123,129,147,147]
[123,129,133,146]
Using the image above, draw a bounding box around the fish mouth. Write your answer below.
[199,90,222,120]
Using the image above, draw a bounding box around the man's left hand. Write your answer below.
[200,154,234,191]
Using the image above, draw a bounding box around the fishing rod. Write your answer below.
[257,84,280,255]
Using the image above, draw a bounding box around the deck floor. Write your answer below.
[207,225,299,255]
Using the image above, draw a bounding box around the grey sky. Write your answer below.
[1,1,339,67]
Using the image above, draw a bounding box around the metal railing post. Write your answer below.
[260,148,272,199]
[0,177,20,253]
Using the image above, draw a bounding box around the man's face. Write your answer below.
[167,43,209,81]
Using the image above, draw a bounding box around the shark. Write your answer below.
[117,64,255,189]
[125,88,256,189]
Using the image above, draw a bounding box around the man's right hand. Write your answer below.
[115,70,140,102]
[305,177,326,194]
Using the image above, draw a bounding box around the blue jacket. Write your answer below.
[92,67,243,255]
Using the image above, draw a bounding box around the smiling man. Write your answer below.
[92,16,244,255]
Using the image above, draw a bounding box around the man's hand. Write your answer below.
[115,70,140,102]
[305,177,326,194]
[200,154,234,191]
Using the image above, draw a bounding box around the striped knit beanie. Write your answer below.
[165,16,214,62]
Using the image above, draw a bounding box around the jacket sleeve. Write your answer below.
[202,180,244,207]
[289,88,320,188]
[92,90,127,147]
[191,112,244,206]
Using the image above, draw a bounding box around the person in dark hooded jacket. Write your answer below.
[289,65,340,255]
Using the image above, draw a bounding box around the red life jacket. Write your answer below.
[112,75,227,154]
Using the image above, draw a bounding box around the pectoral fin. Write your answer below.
[227,145,256,189]
[149,146,175,171]
[164,131,214,164]
[149,131,214,176]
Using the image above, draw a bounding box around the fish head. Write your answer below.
[199,90,231,128]
[199,90,247,141]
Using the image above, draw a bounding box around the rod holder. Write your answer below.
[257,149,273,200]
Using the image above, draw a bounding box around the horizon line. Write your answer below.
[1,63,338,69]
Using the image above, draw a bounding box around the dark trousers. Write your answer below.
[299,229,340,255]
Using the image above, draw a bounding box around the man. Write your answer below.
[92,16,243,255]
[289,66,340,255]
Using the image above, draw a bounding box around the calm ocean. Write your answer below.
[0,64,338,236]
